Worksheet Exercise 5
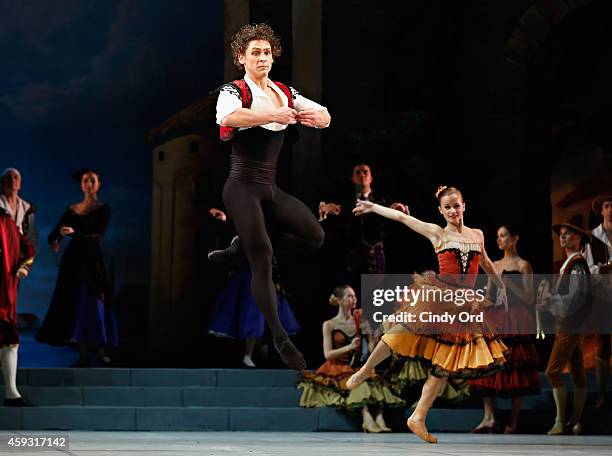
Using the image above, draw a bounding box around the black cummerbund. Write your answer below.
[228,156,277,185]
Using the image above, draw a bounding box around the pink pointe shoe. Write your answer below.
[346,367,375,390]
[407,417,438,444]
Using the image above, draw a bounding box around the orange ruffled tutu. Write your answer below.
[381,273,507,379]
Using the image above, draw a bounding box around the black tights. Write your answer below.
[222,177,324,339]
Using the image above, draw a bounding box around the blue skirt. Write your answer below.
[208,269,300,339]
[72,282,119,346]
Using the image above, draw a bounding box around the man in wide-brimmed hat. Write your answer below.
[585,192,612,409]
[538,214,591,435]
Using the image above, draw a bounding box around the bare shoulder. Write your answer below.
[518,258,533,274]
[465,226,484,242]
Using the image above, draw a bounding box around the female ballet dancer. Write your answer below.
[346,186,508,443]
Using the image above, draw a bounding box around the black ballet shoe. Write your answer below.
[4,396,35,407]
[273,337,306,371]
[207,236,246,266]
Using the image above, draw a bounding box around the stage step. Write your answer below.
[0,406,353,432]
[1,405,610,433]
[17,386,302,407]
[1,369,611,432]
[2,368,299,387]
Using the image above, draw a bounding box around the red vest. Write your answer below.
[219,79,294,141]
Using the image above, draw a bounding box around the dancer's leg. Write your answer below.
[209,186,324,263]
[407,374,447,443]
[1,346,21,399]
[266,187,324,254]
[243,338,256,367]
[222,181,305,370]
[346,341,391,389]
[548,386,567,435]
[545,334,575,435]
[361,405,381,432]
[472,397,496,432]
[506,396,523,433]
[375,408,392,432]
[568,341,587,431]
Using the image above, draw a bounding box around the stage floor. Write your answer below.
[2,432,611,456]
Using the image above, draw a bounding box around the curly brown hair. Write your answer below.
[230,23,283,71]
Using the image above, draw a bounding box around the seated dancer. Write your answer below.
[346,186,508,443]
[208,23,330,370]
[298,285,403,432]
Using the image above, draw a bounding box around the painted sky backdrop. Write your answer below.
[1,0,224,317]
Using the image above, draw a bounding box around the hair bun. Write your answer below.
[72,167,100,182]
[329,294,339,306]
[435,185,448,199]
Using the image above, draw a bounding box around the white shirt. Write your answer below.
[0,194,38,252]
[216,74,328,131]
[558,251,581,276]
[585,223,612,272]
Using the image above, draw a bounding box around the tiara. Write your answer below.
[435,185,448,199]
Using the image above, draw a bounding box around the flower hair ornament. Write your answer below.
[435,186,448,199]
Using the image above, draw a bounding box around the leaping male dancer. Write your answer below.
[209,23,330,370]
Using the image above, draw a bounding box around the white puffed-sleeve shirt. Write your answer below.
[216,74,329,131]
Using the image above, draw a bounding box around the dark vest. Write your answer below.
[591,236,611,265]
[555,254,591,333]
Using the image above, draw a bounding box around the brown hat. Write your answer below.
[592,192,612,214]
[552,214,592,243]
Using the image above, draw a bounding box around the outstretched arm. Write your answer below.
[353,200,442,245]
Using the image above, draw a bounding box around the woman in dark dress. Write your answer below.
[469,225,540,434]
[36,169,118,366]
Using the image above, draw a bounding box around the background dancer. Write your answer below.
[0,168,38,251]
[584,193,612,410]
[208,23,330,370]
[0,207,35,406]
[346,186,508,443]
[36,169,118,366]
[298,285,403,432]
[537,216,591,435]
[469,224,541,434]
